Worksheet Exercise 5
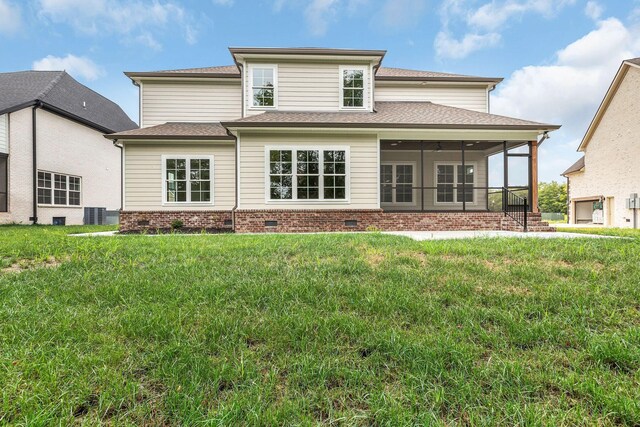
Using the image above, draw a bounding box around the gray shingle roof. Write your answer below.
[106,122,232,140]
[125,64,500,83]
[125,65,240,78]
[376,67,502,83]
[223,102,560,130]
[562,156,585,176]
[0,71,137,132]
[625,57,640,66]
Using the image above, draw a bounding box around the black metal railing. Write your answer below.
[503,187,528,231]
[380,186,529,214]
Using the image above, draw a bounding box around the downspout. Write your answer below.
[487,84,497,113]
[372,57,383,113]
[30,102,41,224]
[227,129,239,232]
[112,139,123,210]
[229,60,244,232]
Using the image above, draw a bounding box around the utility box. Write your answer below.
[84,207,107,225]
[626,194,639,209]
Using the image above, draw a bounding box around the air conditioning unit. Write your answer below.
[84,207,107,225]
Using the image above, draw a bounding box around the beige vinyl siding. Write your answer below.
[244,60,373,116]
[239,132,378,209]
[380,150,489,211]
[0,114,7,153]
[375,84,488,113]
[141,81,242,127]
[124,141,235,210]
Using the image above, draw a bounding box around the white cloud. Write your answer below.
[275,0,370,36]
[375,0,427,30]
[435,31,500,59]
[134,32,162,51]
[468,0,576,31]
[37,0,198,48]
[436,0,576,59]
[304,0,339,36]
[212,0,233,5]
[33,54,105,81]
[0,0,22,34]
[491,17,640,180]
[584,1,603,21]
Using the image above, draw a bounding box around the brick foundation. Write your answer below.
[120,210,553,233]
[119,210,233,232]
[234,210,553,233]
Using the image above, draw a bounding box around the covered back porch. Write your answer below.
[379,138,540,226]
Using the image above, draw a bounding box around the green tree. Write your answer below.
[538,181,567,214]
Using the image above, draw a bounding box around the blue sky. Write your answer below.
[1,0,639,182]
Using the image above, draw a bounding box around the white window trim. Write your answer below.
[37,170,82,207]
[339,65,368,111]
[380,161,417,207]
[433,161,478,206]
[161,155,214,206]
[248,64,278,110]
[264,145,351,204]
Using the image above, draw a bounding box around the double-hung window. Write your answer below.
[435,163,475,204]
[251,66,277,108]
[37,171,81,206]
[341,67,366,108]
[163,156,213,204]
[268,148,348,201]
[380,163,415,204]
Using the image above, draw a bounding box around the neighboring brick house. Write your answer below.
[107,47,559,233]
[563,58,640,228]
[0,71,137,225]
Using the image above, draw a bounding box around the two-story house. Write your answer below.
[562,57,640,228]
[1,71,137,225]
[107,47,559,233]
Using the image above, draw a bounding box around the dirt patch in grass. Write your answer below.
[1,256,68,274]
[356,244,386,267]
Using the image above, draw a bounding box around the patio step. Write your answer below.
[500,214,556,232]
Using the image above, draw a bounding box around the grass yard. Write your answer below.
[561,227,640,239]
[1,226,640,425]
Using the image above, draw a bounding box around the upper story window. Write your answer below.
[251,66,277,108]
[340,66,366,109]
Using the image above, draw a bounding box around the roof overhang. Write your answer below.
[124,72,240,82]
[229,47,386,64]
[375,76,503,84]
[222,122,559,132]
[1,100,117,134]
[223,126,546,142]
[578,59,640,152]
[105,134,234,141]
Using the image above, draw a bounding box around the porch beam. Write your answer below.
[461,141,466,212]
[530,140,539,213]
[420,141,424,212]
[503,141,508,211]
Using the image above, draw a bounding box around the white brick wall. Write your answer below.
[0,107,121,225]
[568,66,640,228]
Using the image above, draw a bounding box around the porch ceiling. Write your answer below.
[381,140,527,153]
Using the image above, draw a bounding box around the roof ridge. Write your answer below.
[36,70,66,101]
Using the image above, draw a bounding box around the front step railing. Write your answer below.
[503,188,528,232]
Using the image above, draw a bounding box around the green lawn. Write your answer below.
[561,227,640,239]
[1,226,639,425]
